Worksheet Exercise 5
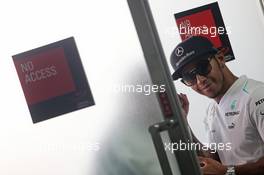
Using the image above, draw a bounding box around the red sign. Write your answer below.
[174,2,235,62]
[14,47,76,105]
[176,9,222,48]
[13,37,95,123]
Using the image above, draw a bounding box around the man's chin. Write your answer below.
[201,91,218,99]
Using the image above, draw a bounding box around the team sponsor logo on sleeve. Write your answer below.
[255,98,264,106]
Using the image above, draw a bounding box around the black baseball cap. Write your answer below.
[170,36,218,80]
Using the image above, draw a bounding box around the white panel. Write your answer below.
[0,0,163,174]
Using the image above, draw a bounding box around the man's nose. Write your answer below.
[196,74,207,85]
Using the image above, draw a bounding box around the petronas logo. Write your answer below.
[231,100,237,110]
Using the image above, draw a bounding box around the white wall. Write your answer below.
[0,0,164,174]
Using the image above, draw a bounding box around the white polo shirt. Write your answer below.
[204,75,264,166]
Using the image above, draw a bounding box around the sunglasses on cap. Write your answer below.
[180,57,214,86]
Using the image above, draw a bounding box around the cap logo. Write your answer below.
[175,46,184,57]
[175,50,195,67]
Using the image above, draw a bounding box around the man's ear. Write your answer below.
[215,49,226,63]
[214,50,226,68]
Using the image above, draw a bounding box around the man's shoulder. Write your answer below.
[239,76,264,96]
[240,76,264,107]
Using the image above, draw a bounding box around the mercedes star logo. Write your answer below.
[175,46,184,57]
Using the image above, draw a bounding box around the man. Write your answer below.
[170,36,264,175]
